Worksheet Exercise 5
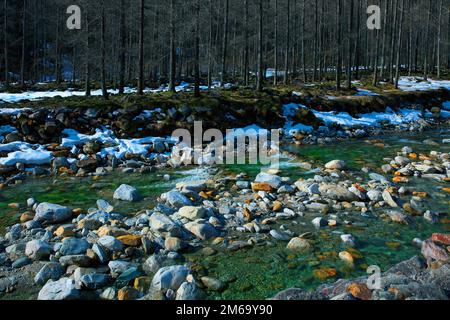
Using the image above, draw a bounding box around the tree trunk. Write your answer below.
[301,0,306,82]
[437,0,443,79]
[169,0,176,92]
[207,0,213,90]
[395,0,405,89]
[423,0,432,80]
[220,0,230,87]
[3,0,9,89]
[20,0,27,88]
[336,0,342,91]
[138,0,145,95]
[274,0,278,85]
[100,1,108,99]
[284,0,291,85]
[119,0,126,94]
[347,0,354,89]
[243,0,250,86]
[389,0,398,83]
[257,0,264,91]
[380,0,389,79]
[194,0,201,97]
[55,9,61,85]
[85,1,91,96]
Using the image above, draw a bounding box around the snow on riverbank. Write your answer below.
[398,77,450,92]
[282,103,429,133]
[0,142,53,166]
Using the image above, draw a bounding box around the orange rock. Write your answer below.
[55,226,75,238]
[442,188,450,194]
[243,208,253,222]
[251,182,273,192]
[117,235,142,247]
[72,208,84,216]
[412,191,428,198]
[272,201,283,212]
[117,287,140,301]
[0,183,6,189]
[8,203,20,209]
[20,212,34,223]
[347,283,372,300]
[431,233,450,246]
[352,184,367,193]
[393,176,409,183]
[419,154,431,161]
[408,153,418,159]
[313,268,337,281]
[199,191,209,199]
[134,277,152,292]
[339,251,354,264]
[443,177,450,182]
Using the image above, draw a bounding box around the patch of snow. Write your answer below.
[0,107,31,115]
[397,77,450,92]
[354,89,380,97]
[0,142,53,166]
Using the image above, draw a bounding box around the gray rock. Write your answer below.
[367,190,382,202]
[38,278,81,300]
[98,236,124,252]
[25,240,52,261]
[319,184,358,202]
[382,190,399,208]
[149,213,181,236]
[113,184,142,202]
[254,173,282,189]
[176,282,201,300]
[161,190,193,208]
[92,243,109,264]
[325,160,346,170]
[178,206,207,220]
[269,230,291,241]
[12,256,32,269]
[312,217,327,229]
[151,265,190,292]
[60,238,90,256]
[201,277,225,292]
[108,260,133,276]
[97,199,114,213]
[184,221,218,240]
[34,203,72,224]
[34,262,64,285]
[80,273,110,290]
[59,255,92,267]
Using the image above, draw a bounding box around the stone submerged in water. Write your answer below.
[34,203,72,224]
[325,160,346,170]
[113,184,142,202]
[286,237,311,251]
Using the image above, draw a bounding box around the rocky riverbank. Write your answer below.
[0,140,449,300]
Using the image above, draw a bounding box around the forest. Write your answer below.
[1,0,449,96]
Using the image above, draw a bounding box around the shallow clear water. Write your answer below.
[0,129,449,300]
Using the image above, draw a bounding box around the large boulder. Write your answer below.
[34,203,72,224]
[151,265,190,292]
[113,184,142,202]
[38,278,81,300]
[25,240,52,261]
[325,160,346,170]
